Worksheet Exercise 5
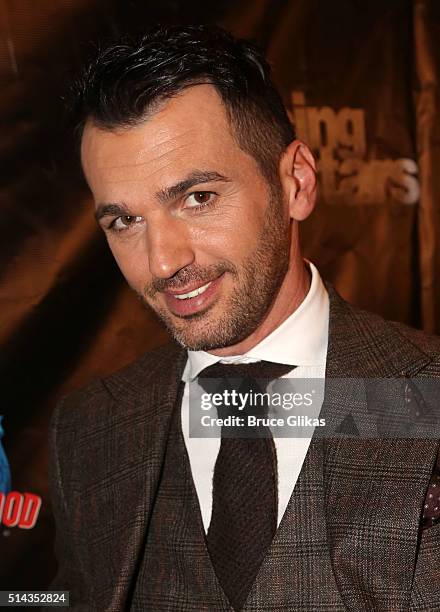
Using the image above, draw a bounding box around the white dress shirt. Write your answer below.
[181,261,329,532]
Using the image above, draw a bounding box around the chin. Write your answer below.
[147,293,264,352]
[168,315,259,352]
[169,327,230,352]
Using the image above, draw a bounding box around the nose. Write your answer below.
[147,213,195,279]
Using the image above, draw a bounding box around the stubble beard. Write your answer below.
[138,188,291,351]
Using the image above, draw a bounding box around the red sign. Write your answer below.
[0,492,42,529]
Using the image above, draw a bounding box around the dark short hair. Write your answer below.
[70,24,295,184]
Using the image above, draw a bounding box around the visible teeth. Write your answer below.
[174,281,212,300]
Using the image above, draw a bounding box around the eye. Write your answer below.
[110,215,143,232]
[185,191,216,209]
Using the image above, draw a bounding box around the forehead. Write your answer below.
[80,84,255,198]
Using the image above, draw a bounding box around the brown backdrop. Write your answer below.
[0,0,439,590]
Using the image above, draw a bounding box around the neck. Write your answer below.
[208,257,311,357]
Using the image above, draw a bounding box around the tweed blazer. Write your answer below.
[47,286,440,611]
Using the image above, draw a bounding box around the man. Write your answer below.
[48,25,440,610]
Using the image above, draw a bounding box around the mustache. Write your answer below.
[144,262,237,298]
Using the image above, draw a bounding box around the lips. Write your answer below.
[163,274,224,317]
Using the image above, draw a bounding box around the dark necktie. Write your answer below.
[198,360,293,611]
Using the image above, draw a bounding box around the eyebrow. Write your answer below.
[95,202,131,223]
[155,170,230,204]
[94,170,230,223]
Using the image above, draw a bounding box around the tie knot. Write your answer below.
[198,360,294,381]
[197,361,294,429]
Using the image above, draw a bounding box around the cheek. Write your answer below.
[194,204,263,260]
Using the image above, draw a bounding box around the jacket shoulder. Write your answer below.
[53,341,185,432]
[350,300,440,367]
[350,298,440,360]
[326,284,440,376]
[387,319,440,372]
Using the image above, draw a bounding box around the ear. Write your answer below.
[279,140,317,221]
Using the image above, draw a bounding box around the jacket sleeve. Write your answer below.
[42,398,95,611]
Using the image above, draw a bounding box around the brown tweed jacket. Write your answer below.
[47,286,440,611]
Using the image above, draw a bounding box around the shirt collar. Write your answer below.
[182,261,329,382]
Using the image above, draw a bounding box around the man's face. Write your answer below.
[81,85,292,351]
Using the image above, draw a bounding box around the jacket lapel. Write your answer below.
[75,344,187,610]
[324,285,439,611]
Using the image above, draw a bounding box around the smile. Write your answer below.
[163,274,224,317]
[174,281,213,300]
